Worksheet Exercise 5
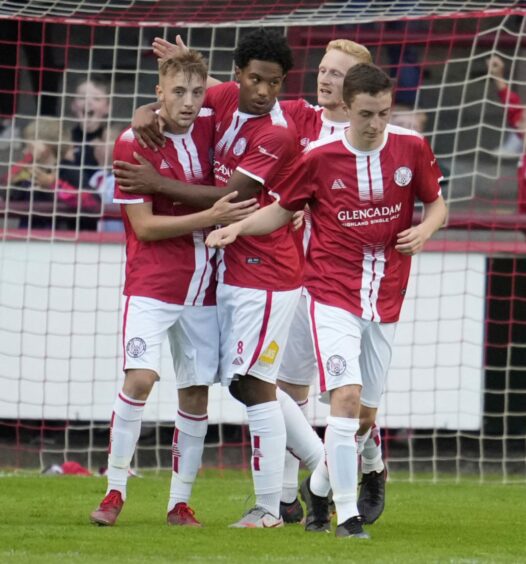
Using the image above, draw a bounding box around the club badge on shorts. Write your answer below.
[126,337,147,358]
[326,354,347,376]
[394,166,412,187]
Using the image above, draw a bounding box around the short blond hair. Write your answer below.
[23,118,71,160]
[326,39,372,64]
[159,50,208,83]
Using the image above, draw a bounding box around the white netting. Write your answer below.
[0,2,525,480]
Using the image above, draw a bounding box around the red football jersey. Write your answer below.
[281,99,347,147]
[113,112,217,306]
[205,82,302,291]
[282,99,349,251]
[276,125,443,322]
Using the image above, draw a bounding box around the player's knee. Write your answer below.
[178,385,209,414]
[122,369,157,400]
[359,410,376,431]
[277,379,309,403]
[330,385,361,417]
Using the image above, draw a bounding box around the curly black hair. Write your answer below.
[234,28,294,74]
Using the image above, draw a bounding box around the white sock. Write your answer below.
[361,424,385,474]
[355,427,371,456]
[281,397,309,503]
[277,388,324,471]
[107,391,145,500]
[310,455,331,497]
[167,410,208,512]
[247,401,286,518]
[325,415,360,525]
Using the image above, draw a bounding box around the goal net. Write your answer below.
[0,0,525,482]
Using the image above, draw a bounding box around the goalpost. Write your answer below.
[0,0,525,482]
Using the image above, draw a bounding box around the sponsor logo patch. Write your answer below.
[246,257,261,265]
[126,337,147,358]
[394,166,412,187]
[232,356,244,366]
[160,159,170,169]
[258,341,279,365]
[258,145,279,160]
[326,354,347,376]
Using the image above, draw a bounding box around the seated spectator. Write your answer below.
[3,117,100,229]
[487,55,526,213]
[59,73,111,229]
[61,71,110,187]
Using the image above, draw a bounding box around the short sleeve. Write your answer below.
[414,138,443,204]
[273,151,315,212]
[112,133,152,204]
[235,127,298,187]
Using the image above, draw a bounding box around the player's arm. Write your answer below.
[395,195,447,256]
[114,152,262,208]
[125,191,258,242]
[205,200,293,249]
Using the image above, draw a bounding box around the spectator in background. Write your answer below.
[89,124,125,232]
[58,74,111,230]
[3,117,99,229]
[487,55,526,213]
[61,74,111,188]
[487,55,524,160]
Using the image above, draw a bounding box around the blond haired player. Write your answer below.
[89,51,257,528]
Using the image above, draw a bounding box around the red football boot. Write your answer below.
[90,490,124,526]
[167,502,202,527]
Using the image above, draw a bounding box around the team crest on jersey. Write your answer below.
[326,355,346,376]
[233,137,247,156]
[126,337,146,358]
[394,167,412,187]
[300,137,310,147]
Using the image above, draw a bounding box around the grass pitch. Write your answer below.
[1,469,524,563]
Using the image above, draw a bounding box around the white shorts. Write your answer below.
[278,293,317,387]
[217,283,302,385]
[306,294,396,408]
[122,295,219,388]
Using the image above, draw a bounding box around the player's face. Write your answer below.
[347,90,392,150]
[235,60,285,115]
[157,71,206,134]
[71,81,110,133]
[317,50,361,110]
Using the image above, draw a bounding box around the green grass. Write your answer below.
[1,469,525,563]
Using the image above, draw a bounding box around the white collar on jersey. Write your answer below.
[320,112,348,130]
[163,122,195,140]
[237,100,287,127]
[341,128,388,156]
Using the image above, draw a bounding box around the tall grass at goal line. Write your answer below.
[0,469,524,563]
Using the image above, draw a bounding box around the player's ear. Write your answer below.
[234,66,241,82]
[155,84,163,102]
